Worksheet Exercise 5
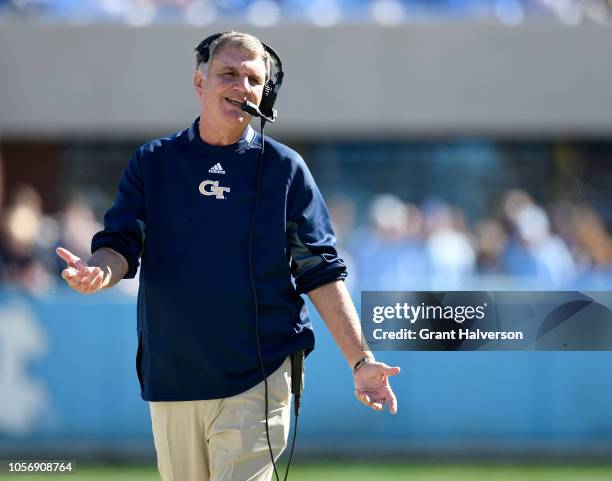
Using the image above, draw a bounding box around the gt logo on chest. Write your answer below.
[199,180,231,199]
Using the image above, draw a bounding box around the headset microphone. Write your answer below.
[241,100,277,123]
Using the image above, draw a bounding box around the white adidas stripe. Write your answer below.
[208,163,226,174]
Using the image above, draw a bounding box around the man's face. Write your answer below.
[195,46,267,132]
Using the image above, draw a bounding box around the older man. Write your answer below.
[56,31,399,481]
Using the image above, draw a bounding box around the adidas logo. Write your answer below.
[208,163,226,174]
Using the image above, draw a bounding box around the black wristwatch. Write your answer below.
[352,356,372,375]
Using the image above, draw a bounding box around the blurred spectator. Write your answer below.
[475,219,508,275]
[500,190,540,278]
[355,194,427,290]
[423,200,476,288]
[327,194,358,292]
[54,193,102,263]
[0,184,53,293]
[500,190,576,286]
[572,206,612,272]
[0,147,4,209]
[516,203,575,285]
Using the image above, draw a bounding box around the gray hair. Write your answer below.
[196,31,271,82]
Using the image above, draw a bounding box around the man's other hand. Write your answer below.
[354,361,400,415]
[56,247,106,294]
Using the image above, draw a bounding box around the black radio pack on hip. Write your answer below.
[291,350,305,414]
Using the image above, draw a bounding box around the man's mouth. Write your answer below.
[225,97,243,107]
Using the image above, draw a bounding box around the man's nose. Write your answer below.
[234,75,251,94]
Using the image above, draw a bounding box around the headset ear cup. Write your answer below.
[195,32,224,66]
[259,80,276,117]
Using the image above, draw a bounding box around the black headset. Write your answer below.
[194,32,284,123]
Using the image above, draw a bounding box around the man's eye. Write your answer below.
[223,72,236,77]
[250,77,262,85]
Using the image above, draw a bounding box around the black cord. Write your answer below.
[283,410,299,481]
[248,118,280,481]
[249,117,300,481]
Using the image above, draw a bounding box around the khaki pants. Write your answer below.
[149,357,292,481]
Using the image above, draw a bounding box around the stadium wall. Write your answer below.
[1,289,612,459]
[1,23,612,139]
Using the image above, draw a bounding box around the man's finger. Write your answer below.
[56,247,79,264]
[88,270,106,292]
[367,395,383,410]
[61,267,78,282]
[380,364,401,376]
[388,390,398,415]
[56,247,86,269]
[356,389,396,413]
[71,268,95,288]
[356,391,380,410]
[355,391,370,405]
[79,267,101,287]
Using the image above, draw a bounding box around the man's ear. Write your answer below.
[194,69,204,97]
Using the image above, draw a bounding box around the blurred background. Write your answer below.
[1,1,612,479]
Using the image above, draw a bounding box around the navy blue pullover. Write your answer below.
[91,118,347,401]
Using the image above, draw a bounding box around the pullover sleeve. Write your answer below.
[91,149,146,279]
[286,155,347,294]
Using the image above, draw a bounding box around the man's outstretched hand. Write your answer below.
[354,361,400,415]
[56,247,106,294]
